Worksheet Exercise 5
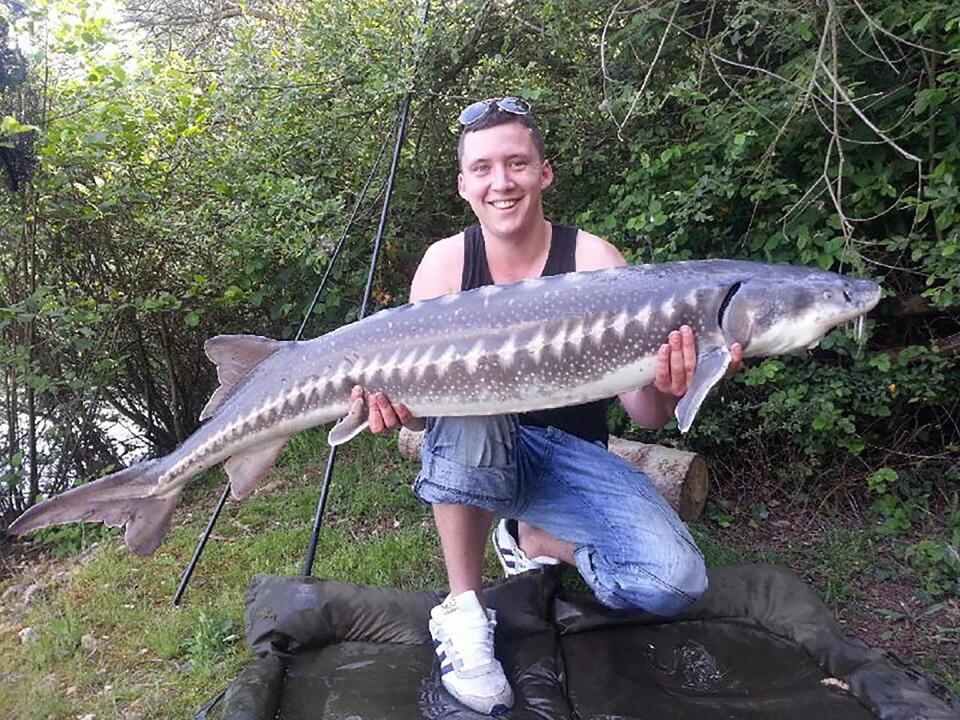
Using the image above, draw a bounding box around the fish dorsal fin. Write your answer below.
[675,344,732,433]
[223,438,289,500]
[200,335,283,421]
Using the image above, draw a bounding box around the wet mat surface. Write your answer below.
[562,621,874,719]
[204,566,958,720]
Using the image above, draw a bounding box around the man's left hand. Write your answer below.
[653,325,744,397]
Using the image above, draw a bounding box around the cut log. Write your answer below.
[607,436,709,522]
[397,428,708,521]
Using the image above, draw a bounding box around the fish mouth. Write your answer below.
[841,280,881,344]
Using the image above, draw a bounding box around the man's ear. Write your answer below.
[457,172,466,199]
[540,159,554,189]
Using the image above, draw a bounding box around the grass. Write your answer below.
[1,429,957,717]
[0,429,449,720]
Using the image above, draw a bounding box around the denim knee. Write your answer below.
[412,416,521,512]
[575,538,708,615]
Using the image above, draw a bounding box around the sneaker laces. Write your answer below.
[437,597,498,676]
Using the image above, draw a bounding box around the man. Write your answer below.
[351,97,743,715]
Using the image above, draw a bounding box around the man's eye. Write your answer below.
[510,160,526,169]
[474,165,489,173]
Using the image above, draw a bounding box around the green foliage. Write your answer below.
[29,522,117,557]
[0,0,957,516]
[26,605,85,670]
[904,533,960,600]
[669,335,957,494]
[704,498,735,529]
[902,500,960,600]
[0,114,36,138]
[589,0,959,493]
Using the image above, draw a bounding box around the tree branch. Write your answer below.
[816,58,922,163]
[607,0,679,140]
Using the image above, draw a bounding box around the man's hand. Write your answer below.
[653,325,744,397]
[350,385,420,434]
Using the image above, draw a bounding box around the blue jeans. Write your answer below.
[413,415,708,615]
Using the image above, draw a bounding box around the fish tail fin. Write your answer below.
[7,458,180,556]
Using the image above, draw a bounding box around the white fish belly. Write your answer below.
[402,355,658,417]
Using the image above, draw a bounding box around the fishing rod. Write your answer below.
[173,112,398,606]
[193,3,432,715]
[300,96,413,576]
[175,0,431,604]
[302,0,431,577]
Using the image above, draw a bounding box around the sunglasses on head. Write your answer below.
[458,96,531,126]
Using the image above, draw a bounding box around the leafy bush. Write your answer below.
[592,0,960,495]
[0,0,957,513]
[904,534,960,600]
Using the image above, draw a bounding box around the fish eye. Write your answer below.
[822,290,833,300]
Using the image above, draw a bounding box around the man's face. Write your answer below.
[457,122,553,240]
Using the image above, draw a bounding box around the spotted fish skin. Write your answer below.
[7,260,880,554]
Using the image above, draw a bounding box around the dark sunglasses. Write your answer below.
[458,96,531,126]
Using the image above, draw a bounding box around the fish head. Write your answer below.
[720,269,881,356]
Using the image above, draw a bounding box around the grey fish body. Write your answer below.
[8,260,881,554]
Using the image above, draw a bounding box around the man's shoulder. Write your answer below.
[574,229,627,271]
[423,232,464,262]
[419,233,465,277]
[410,232,464,301]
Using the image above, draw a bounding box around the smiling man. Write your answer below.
[353,98,742,715]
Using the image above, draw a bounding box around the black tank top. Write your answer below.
[461,223,611,446]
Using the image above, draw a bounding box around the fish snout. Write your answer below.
[844,278,882,313]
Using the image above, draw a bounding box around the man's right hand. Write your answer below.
[350,385,423,434]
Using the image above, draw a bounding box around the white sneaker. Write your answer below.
[492,519,560,577]
[429,590,514,715]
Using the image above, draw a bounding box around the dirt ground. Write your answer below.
[710,509,960,706]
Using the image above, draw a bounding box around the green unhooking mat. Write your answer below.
[202,565,958,719]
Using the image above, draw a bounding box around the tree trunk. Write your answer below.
[158,320,188,444]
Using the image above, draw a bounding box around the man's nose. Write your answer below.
[490,164,515,190]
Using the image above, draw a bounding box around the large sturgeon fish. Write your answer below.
[8,260,880,554]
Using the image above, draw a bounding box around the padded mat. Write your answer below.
[202,565,958,719]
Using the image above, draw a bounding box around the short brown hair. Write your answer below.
[457,109,546,166]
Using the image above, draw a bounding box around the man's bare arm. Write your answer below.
[357,235,464,434]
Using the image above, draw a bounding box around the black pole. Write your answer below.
[189,4,432,715]
[173,481,231,605]
[301,0,430,577]
[300,444,339,575]
[175,0,431,604]
[293,113,400,342]
[300,92,416,577]
[172,117,398,606]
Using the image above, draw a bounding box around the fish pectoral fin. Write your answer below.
[675,345,732,434]
[327,396,369,446]
[223,438,289,500]
[201,335,285,421]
